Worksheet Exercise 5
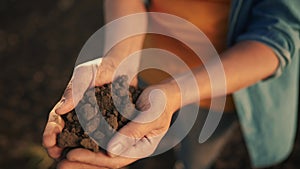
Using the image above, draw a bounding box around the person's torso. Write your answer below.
[140,0,234,111]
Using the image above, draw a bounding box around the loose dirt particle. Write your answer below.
[57,75,142,153]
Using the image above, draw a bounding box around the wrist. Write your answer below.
[157,79,182,115]
[159,71,201,111]
[104,35,145,62]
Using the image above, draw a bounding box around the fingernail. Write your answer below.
[57,99,65,108]
[55,99,66,114]
[110,143,124,155]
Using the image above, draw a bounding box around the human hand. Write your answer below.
[42,58,104,159]
[57,83,181,169]
[42,52,140,159]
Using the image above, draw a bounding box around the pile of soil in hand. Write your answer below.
[57,75,142,153]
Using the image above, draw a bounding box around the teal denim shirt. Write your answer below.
[228,0,300,167]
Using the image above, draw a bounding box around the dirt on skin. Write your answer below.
[57,75,142,153]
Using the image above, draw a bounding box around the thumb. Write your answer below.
[55,82,75,115]
[106,120,151,157]
[56,63,96,115]
[106,88,168,157]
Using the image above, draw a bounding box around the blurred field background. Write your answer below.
[0,0,299,169]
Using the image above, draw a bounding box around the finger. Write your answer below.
[57,159,108,169]
[129,76,138,87]
[47,109,65,124]
[56,64,96,115]
[46,145,63,159]
[55,82,75,115]
[106,120,151,157]
[42,121,63,159]
[43,107,65,158]
[67,148,137,169]
[107,88,168,157]
[135,88,167,123]
[42,121,63,148]
[118,133,163,159]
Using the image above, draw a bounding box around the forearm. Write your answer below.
[164,41,279,110]
[105,0,146,23]
[215,41,279,94]
[104,0,147,62]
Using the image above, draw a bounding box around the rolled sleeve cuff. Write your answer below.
[235,31,292,79]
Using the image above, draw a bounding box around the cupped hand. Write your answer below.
[58,83,181,169]
[42,55,124,159]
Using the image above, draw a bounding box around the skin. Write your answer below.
[43,0,279,168]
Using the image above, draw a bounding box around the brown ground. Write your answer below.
[1,0,299,169]
[57,76,142,153]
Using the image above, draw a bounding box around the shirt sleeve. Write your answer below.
[235,0,300,79]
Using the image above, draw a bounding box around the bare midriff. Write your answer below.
[140,0,235,112]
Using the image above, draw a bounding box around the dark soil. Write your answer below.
[57,75,142,153]
[1,0,300,169]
